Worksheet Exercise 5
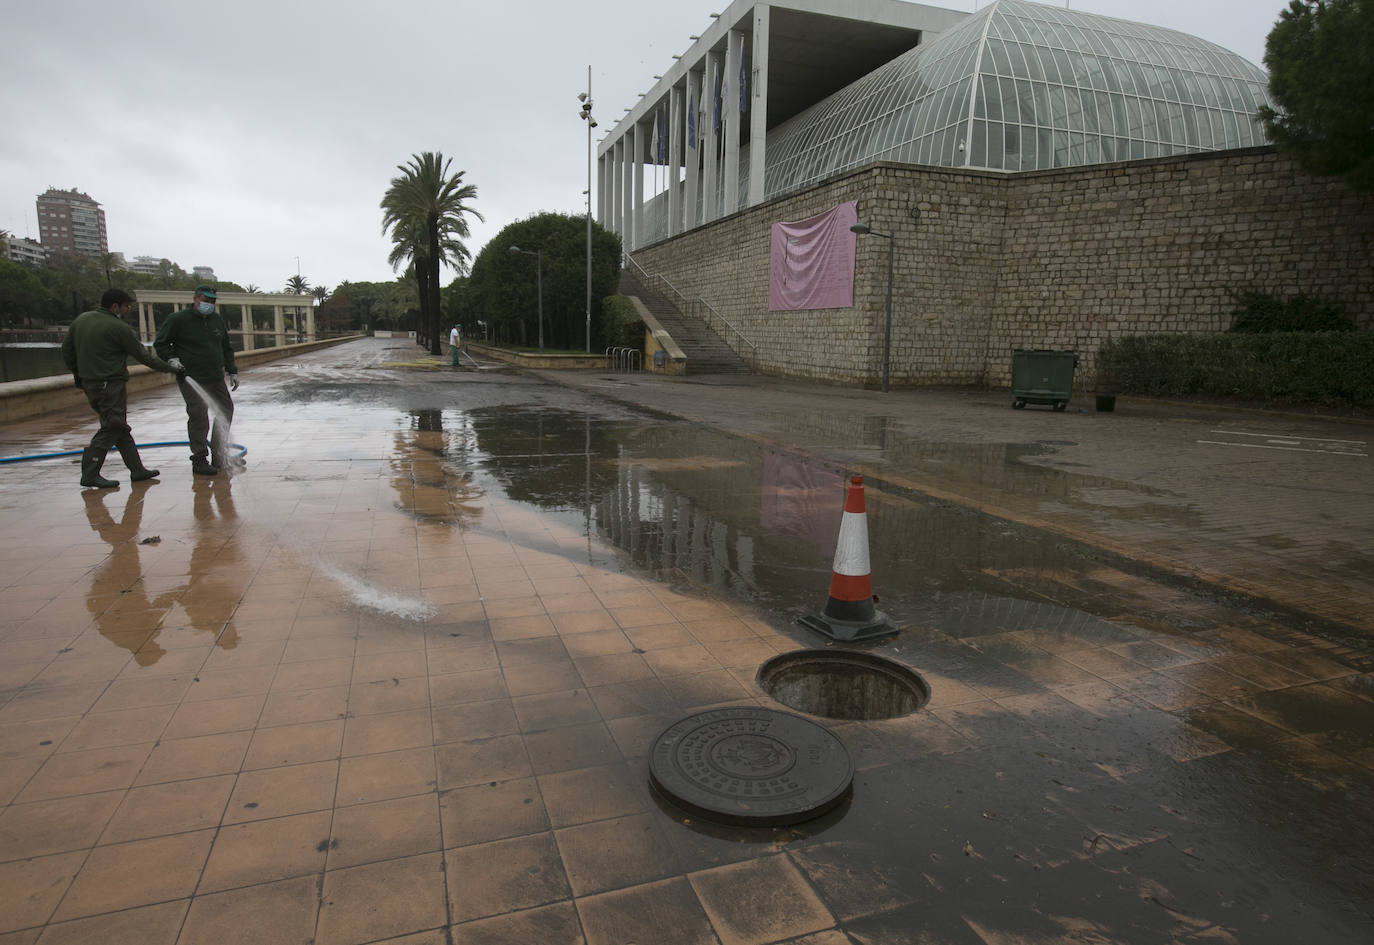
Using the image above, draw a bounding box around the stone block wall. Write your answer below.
[629,147,1374,389]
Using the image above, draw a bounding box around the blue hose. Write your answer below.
[0,441,248,465]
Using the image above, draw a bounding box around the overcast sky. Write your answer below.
[2,0,1282,293]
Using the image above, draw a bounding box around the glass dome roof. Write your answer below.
[756,0,1273,198]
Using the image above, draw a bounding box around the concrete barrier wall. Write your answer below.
[629,147,1374,389]
[0,335,364,424]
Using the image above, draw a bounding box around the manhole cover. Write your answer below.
[648,707,853,826]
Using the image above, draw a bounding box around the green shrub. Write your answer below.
[1227,290,1354,333]
[601,295,643,350]
[1099,333,1374,410]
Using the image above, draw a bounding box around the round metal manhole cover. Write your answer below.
[648,707,853,826]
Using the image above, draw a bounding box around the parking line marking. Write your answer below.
[1211,429,1366,446]
[1197,439,1368,457]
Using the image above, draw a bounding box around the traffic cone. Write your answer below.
[797,476,898,642]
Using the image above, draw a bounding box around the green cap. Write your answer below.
[194,285,218,300]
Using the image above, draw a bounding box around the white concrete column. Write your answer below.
[723,30,743,216]
[137,302,150,343]
[273,305,285,348]
[242,304,255,351]
[633,125,645,252]
[685,70,703,232]
[611,139,623,237]
[305,304,315,341]
[597,153,608,227]
[669,84,683,236]
[621,130,634,249]
[703,52,722,223]
[748,4,771,207]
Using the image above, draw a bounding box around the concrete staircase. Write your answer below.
[619,270,752,376]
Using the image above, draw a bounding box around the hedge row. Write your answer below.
[1098,332,1374,410]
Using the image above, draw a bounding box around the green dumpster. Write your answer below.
[1011,349,1078,411]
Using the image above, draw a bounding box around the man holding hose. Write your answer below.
[155,285,240,476]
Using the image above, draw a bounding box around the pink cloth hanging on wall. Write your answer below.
[768,201,858,311]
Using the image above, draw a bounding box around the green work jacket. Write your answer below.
[62,309,175,382]
[154,306,239,381]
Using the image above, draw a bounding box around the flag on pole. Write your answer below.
[687,88,696,149]
[712,62,721,132]
[739,54,748,114]
[651,110,659,164]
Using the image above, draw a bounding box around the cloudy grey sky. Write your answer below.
[2,0,1282,293]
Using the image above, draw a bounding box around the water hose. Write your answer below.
[0,441,248,465]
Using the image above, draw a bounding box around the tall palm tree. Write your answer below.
[381,152,482,356]
[312,285,331,305]
[285,274,310,295]
[244,284,261,294]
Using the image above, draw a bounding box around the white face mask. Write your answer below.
[196,301,214,315]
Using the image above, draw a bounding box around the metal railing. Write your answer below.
[623,253,757,363]
[604,346,641,372]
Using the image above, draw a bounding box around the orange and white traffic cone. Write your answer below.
[797,476,898,642]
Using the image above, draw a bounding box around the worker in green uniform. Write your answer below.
[154,285,240,476]
[61,288,183,488]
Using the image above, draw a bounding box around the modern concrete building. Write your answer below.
[4,236,48,267]
[599,0,1273,250]
[34,187,108,257]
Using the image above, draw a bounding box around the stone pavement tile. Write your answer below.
[689,854,835,945]
[450,901,584,945]
[51,829,213,920]
[0,684,105,725]
[573,653,656,689]
[242,718,344,770]
[315,852,446,945]
[342,708,433,756]
[700,637,779,670]
[432,698,519,745]
[259,685,350,727]
[555,812,681,897]
[496,636,571,668]
[608,603,676,630]
[17,743,153,803]
[1273,646,1361,681]
[181,665,277,702]
[1107,639,1201,670]
[0,851,83,933]
[623,625,696,650]
[604,714,677,760]
[134,731,251,786]
[351,650,427,684]
[328,793,441,870]
[1058,645,1150,679]
[1110,672,1214,711]
[268,658,353,695]
[0,790,123,861]
[550,611,620,636]
[439,776,548,848]
[642,644,724,678]
[504,660,584,697]
[336,746,436,807]
[681,617,757,644]
[434,734,531,790]
[929,700,1038,747]
[575,877,716,945]
[162,693,267,739]
[32,899,188,945]
[222,760,339,825]
[177,874,319,945]
[659,670,754,710]
[524,722,622,775]
[0,716,76,762]
[199,810,332,892]
[512,688,601,732]
[787,841,919,923]
[1157,662,1263,702]
[99,774,235,845]
[444,832,570,922]
[537,761,653,829]
[426,647,501,680]
[0,756,43,807]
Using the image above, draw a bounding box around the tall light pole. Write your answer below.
[578,69,597,354]
[509,245,544,351]
[850,222,894,393]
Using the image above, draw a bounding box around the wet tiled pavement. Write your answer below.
[0,338,1370,945]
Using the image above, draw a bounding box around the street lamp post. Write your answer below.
[850,222,894,393]
[509,245,544,351]
[578,70,598,354]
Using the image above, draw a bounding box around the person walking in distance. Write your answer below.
[155,285,240,476]
[62,288,183,488]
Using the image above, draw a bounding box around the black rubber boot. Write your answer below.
[191,455,219,476]
[80,448,119,488]
[117,440,158,482]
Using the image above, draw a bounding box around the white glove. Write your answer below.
[167,357,186,373]
[228,373,240,392]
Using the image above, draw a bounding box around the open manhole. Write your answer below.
[648,707,853,826]
[758,649,930,720]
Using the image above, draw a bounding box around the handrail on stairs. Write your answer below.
[623,252,756,361]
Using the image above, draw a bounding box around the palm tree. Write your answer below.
[311,285,331,305]
[244,284,261,294]
[381,152,482,356]
[285,275,310,340]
